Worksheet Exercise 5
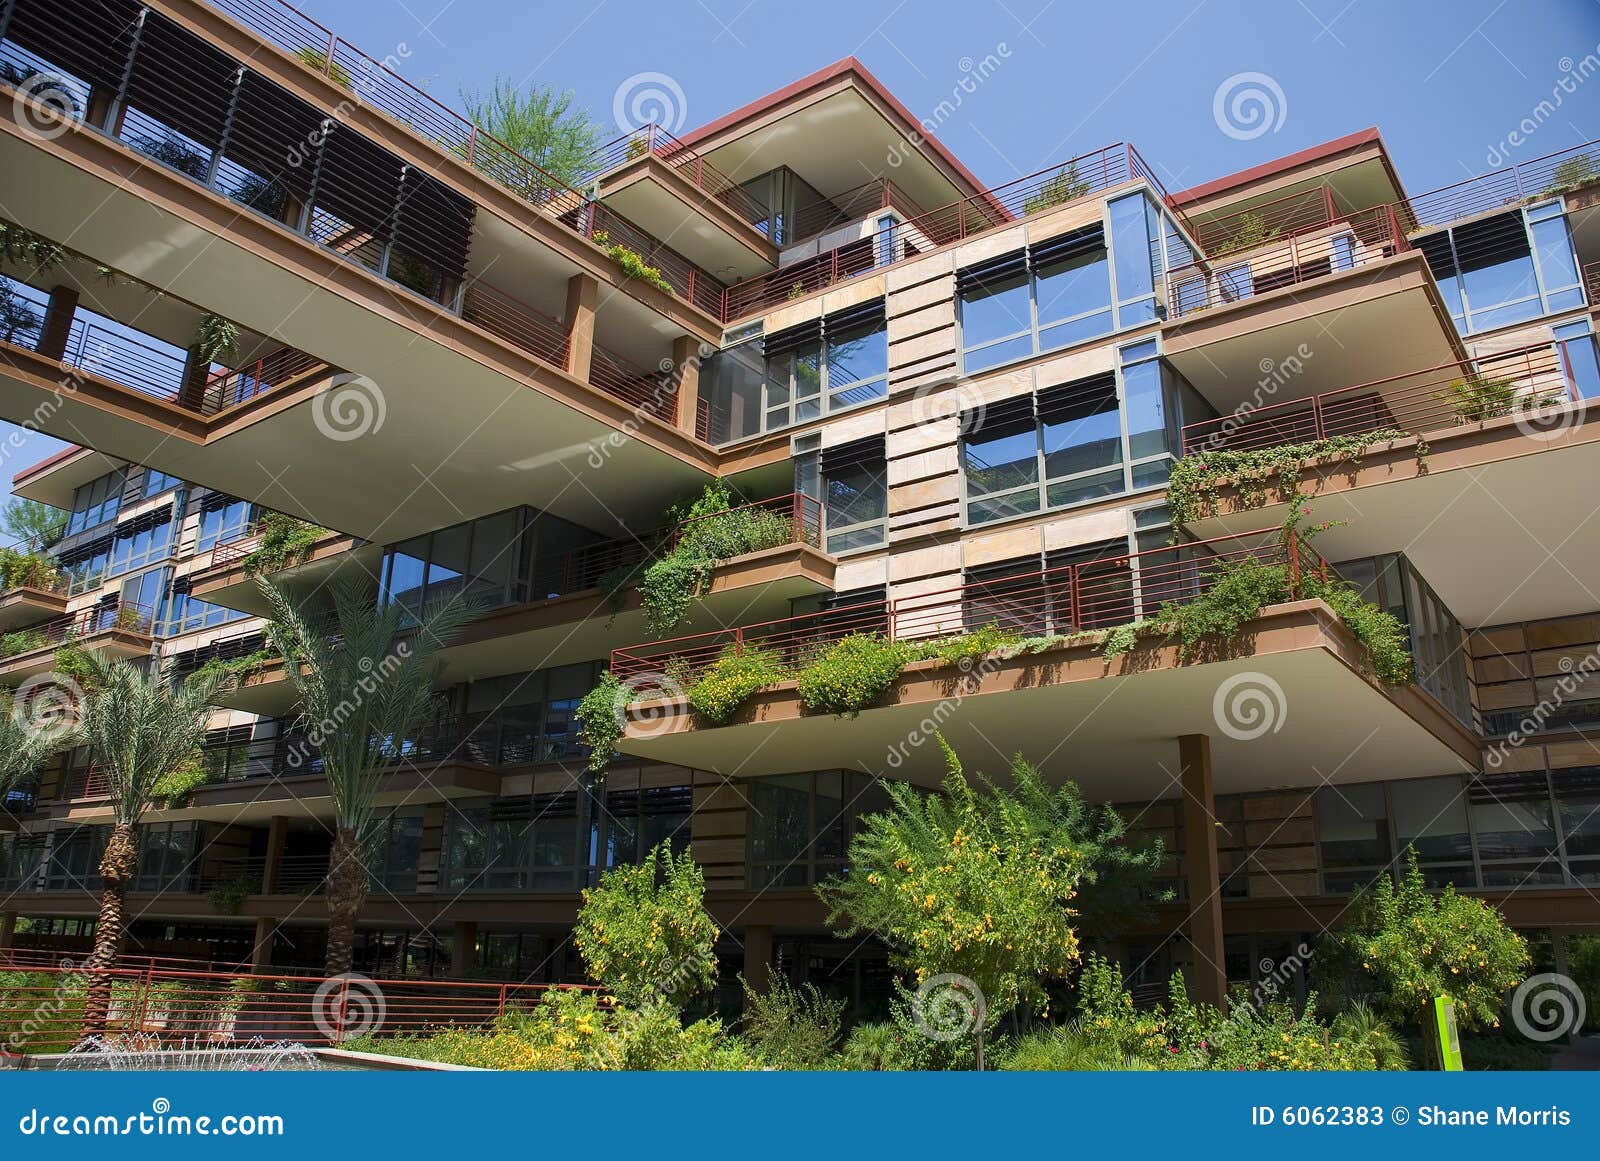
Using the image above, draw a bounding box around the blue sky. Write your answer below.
[4,0,1599,516]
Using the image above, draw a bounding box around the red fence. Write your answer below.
[0,601,154,661]
[1400,138,1599,231]
[0,960,594,1050]
[611,528,1326,680]
[787,177,932,246]
[1180,340,1578,455]
[581,124,770,227]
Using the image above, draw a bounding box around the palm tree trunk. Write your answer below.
[80,822,137,1039]
[323,826,368,976]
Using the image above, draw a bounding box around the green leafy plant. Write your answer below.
[576,669,627,773]
[914,623,1023,667]
[206,874,261,916]
[462,78,602,188]
[52,643,98,687]
[787,281,808,301]
[1543,153,1597,196]
[187,647,281,688]
[832,1021,917,1070]
[1437,374,1562,423]
[191,313,239,365]
[1,498,66,553]
[0,220,66,272]
[741,975,844,1068]
[240,512,328,575]
[0,545,61,591]
[795,633,910,717]
[686,645,788,725]
[149,752,210,806]
[294,46,354,88]
[624,135,650,161]
[0,628,47,658]
[590,230,674,295]
[1021,162,1090,215]
[572,840,718,1010]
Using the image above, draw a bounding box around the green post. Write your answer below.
[1429,995,1464,1071]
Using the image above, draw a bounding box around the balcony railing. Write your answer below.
[1189,186,1349,257]
[1587,259,1600,308]
[611,528,1329,682]
[589,343,678,422]
[198,853,330,895]
[721,142,1181,320]
[1165,204,1408,319]
[1180,340,1578,456]
[198,347,329,414]
[1401,137,1600,232]
[0,600,154,662]
[788,177,933,247]
[579,123,771,228]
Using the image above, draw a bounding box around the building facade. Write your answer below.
[0,0,1598,1011]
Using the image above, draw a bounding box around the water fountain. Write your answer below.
[55,1034,323,1071]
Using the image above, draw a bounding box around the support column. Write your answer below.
[672,334,702,436]
[451,921,478,978]
[0,910,17,952]
[1178,733,1227,1010]
[36,285,79,361]
[742,924,773,1007]
[564,272,598,384]
[176,346,210,413]
[250,916,276,972]
[261,816,289,895]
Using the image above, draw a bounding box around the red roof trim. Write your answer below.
[13,444,87,488]
[1171,127,1387,205]
[675,56,990,198]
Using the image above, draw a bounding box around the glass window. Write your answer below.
[1109,192,1157,324]
[1035,245,1113,349]
[197,497,253,551]
[67,469,126,535]
[748,772,886,888]
[826,318,888,408]
[823,461,887,553]
[1316,782,1389,894]
[1390,776,1475,888]
[1470,775,1560,885]
[1556,322,1600,400]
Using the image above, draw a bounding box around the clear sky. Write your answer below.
[3,0,1599,513]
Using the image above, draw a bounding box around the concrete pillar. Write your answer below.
[36,285,79,361]
[0,910,17,951]
[742,924,773,1006]
[250,916,275,972]
[261,816,289,895]
[1178,733,1227,1010]
[564,272,598,384]
[672,334,702,436]
[451,921,478,978]
[176,345,211,413]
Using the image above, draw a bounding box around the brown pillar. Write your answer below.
[261,816,289,895]
[176,346,211,412]
[672,334,702,435]
[451,921,478,978]
[37,285,79,361]
[564,272,598,383]
[742,924,773,1007]
[0,910,17,951]
[1178,733,1227,1010]
[250,916,276,972]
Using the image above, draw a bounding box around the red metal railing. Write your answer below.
[205,521,267,571]
[1401,138,1600,231]
[611,528,1325,680]
[0,562,69,597]
[1166,204,1408,318]
[0,961,597,1050]
[663,492,823,553]
[787,177,932,245]
[459,282,571,371]
[589,343,677,421]
[721,142,1179,320]
[200,347,330,414]
[0,601,154,661]
[1190,186,1345,257]
[1180,340,1577,455]
[580,124,770,227]
[1586,259,1600,307]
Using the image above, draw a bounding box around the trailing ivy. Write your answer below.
[150,753,211,806]
[590,230,674,295]
[1165,429,1414,526]
[576,669,626,773]
[241,512,329,575]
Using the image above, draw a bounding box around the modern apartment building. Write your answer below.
[1,0,1598,1012]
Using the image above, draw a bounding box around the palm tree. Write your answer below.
[76,656,233,1036]
[256,574,479,976]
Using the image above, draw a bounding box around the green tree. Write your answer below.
[2,497,66,553]
[0,281,43,345]
[819,740,1136,1069]
[0,687,60,803]
[461,79,602,188]
[256,574,479,975]
[76,656,233,1036]
[1318,848,1530,1048]
[572,840,718,1010]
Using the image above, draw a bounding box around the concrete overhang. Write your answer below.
[594,155,778,279]
[188,535,378,616]
[615,600,1478,794]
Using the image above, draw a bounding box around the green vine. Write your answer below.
[188,647,280,687]
[0,221,66,272]
[192,313,240,366]
[576,669,626,773]
[240,512,329,576]
[590,230,674,295]
[150,752,211,806]
[207,874,261,916]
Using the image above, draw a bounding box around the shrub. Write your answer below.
[830,1021,921,1071]
[686,645,788,725]
[741,975,844,1068]
[999,1025,1158,1071]
[915,623,1023,667]
[590,230,674,295]
[576,669,626,773]
[1438,375,1524,422]
[1022,162,1089,215]
[0,628,47,657]
[241,512,328,575]
[796,634,909,717]
[150,752,210,805]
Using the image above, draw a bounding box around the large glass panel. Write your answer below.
[1042,396,1122,481]
[825,463,886,531]
[826,319,887,408]
[382,537,428,614]
[467,511,520,605]
[424,523,470,603]
[1035,247,1113,347]
[1316,782,1389,893]
[960,272,1030,352]
[1109,193,1157,323]
[962,422,1037,497]
[1122,358,1167,461]
[1390,776,1475,887]
[1554,767,1600,884]
[749,774,812,889]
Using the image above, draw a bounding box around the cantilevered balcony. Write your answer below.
[608,529,1477,791]
[0,600,154,683]
[1178,336,1600,626]
[0,568,70,630]
[186,522,375,617]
